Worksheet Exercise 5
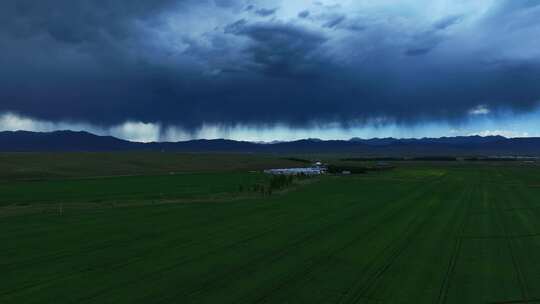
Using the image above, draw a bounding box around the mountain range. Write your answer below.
[1,130,539,156]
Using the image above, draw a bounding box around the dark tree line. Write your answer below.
[239,174,303,196]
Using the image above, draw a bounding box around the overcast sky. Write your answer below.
[1,0,539,142]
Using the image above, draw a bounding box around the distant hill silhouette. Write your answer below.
[1,130,539,156]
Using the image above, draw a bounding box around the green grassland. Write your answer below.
[0,152,302,180]
[2,153,540,303]
[0,172,267,207]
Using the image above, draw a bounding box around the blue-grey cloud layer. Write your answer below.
[1,0,540,129]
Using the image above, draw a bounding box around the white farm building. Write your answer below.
[264,167,326,176]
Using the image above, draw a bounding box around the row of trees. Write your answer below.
[239,174,302,196]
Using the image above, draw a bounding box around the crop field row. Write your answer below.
[2,162,540,303]
[0,172,267,207]
[0,153,302,181]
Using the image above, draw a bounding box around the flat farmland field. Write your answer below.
[2,154,540,304]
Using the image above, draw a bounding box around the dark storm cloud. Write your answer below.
[213,0,238,8]
[0,0,181,42]
[298,10,310,18]
[404,14,465,57]
[322,15,346,29]
[404,48,432,56]
[433,15,462,30]
[225,21,328,77]
[1,0,540,130]
[254,8,277,17]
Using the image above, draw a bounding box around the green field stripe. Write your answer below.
[437,185,474,304]
[75,202,365,302]
[507,178,540,299]
[491,172,531,301]
[1,180,324,300]
[444,238,523,303]
[492,169,530,301]
[146,178,430,303]
[489,298,540,304]
[1,186,318,267]
[513,236,540,299]
[335,175,453,304]
[230,182,443,304]
[247,184,441,304]
[67,178,418,303]
[444,169,525,304]
[294,178,453,304]
[355,178,469,303]
[171,199,411,302]
[3,184,365,300]
[0,172,266,207]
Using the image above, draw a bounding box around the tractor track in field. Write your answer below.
[76,191,390,303]
[504,206,540,212]
[170,205,394,302]
[0,232,161,297]
[7,216,292,300]
[2,192,299,271]
[154,180,436,303]
[489,298,540,304]
[492,178,530,302]
[17,197,353,301]
[0,178,420,301]
[247,181,444,304]
[336,176,455,304]
[3,196,343,298]
[436,186,474,304]
[134,205,372,302]
[346,186,457,303]
[459,232,540,239]
[342,213,426,304]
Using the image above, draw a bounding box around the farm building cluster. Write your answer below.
[264,162,326,176]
